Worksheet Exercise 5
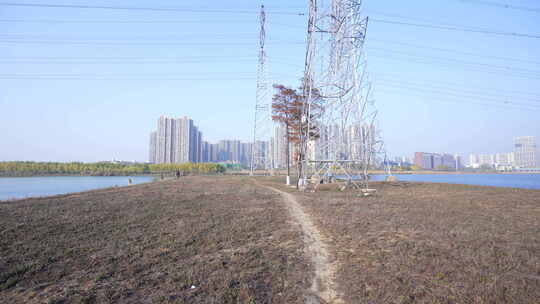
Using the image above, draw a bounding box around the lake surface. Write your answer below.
[369,173,540,190]
[0,176,154,201]
[2,174,538,202]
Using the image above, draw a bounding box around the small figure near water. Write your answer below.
[128,178,133,185]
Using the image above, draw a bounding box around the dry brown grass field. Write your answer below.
[260,178,540,303]
[1,176,540,303]
[0,176,310,303]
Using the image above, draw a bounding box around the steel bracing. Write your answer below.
[300,0,384,189]
[251,5,274,175]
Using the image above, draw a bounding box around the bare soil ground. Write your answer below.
[262,179,540,303]
[0,176,311,303]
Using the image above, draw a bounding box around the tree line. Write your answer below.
[0,162,225,177]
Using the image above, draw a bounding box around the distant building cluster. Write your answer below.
[469,136,538,170]
[149,116,255,166]
[414,152,462,170]
[392,156,414,166]
[201,140,252,165]
[307,124,377,162]
[148,116,377,168]
[148,116,294,168]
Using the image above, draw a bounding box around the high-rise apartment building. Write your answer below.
[514,136,537,168]
[252,140,270,169]
[494,152,514,166]
[271,125,289,169]
[441,154,456,168]
[148,131,157,163]
[150,116,202,164]
[415,152,435,169]
[469,153,495,168]
[240,142,252,167]
[155,116,173,164]
[346,124,376,162]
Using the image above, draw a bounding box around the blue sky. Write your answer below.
[0,0,539,162]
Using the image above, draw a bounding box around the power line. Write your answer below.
[0,19,307,30]
[0,55,255,60]
[374,79,540,107]
[246,13,540,40]
[0,77,258,81]
[371,71,540,97]
[372,74,540,103]
[0,2,304,15]
[0,39,304,46]
[366,46,540,76]
[0,33,258,39]
[268,55,540,94]
[0,57,305,74]
[367,38,540,65]
[367,53,540,80]
[370,18,540,39]
[1,74,534,110]
[451,0,540,13]
[0,18,255,24]
[376,84,540,111]
[0,60,256,64]
[0,73,263,80]
[0,72,256,76]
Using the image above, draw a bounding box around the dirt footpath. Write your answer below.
[263,185,344,304]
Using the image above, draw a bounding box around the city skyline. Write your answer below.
[147,115,539,171]
[148,115,285,168]
[468,136,539,169]
[1,0,539,162]
[147,115,382,170]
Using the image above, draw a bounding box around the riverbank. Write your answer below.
[1,176,539,303]
[371,170,540,175]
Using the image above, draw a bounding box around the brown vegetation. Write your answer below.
[0,176,310,303]
[263,179,540,303]
[3,175,540,304]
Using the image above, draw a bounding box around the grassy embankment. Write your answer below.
[0,176,309,303]
[261,177,540,303]
[1,175,539,303]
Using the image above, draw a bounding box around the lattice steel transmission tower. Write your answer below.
[299,0,382,190]
[250,5,274,175]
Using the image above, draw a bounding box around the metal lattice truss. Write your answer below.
[251,5,274,174]
[301,0,384,189]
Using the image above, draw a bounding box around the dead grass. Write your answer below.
[262,179,540,303]
[0,176,310,303]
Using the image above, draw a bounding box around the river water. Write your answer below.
[1,174,538,202]
[369,173,540,190]
[0,176,154,201]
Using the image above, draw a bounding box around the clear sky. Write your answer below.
[1,0,539,162]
